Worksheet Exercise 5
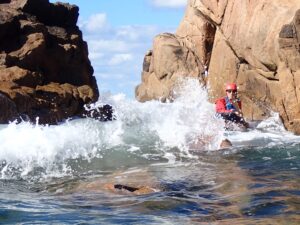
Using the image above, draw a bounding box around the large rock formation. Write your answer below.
[136,0,300,134]
[0,0,99,124]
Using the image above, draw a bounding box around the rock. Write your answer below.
[81,104,115,122]
[136,32,205,102]
[73,169,161,195]
[0,92,18,122]
[0,0,99,124]
[219,139,232,149]
[10,0,79,28]
[0,66,42,87]
[135,1,216,102]
[105,184,158,195]
[136,0,300,134]
[208,0,300,133]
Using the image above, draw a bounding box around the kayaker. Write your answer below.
[215,83,248,128]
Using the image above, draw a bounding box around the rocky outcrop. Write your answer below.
[0,0,99,124]
[136,0,300,134]
[136,4,215,102]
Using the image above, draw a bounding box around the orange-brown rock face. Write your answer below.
[136,0,300,134]
[0,0,98,124]
[135,4,215,102]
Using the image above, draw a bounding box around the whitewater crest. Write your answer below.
[0,78,294,180]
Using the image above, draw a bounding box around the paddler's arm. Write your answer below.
[230,99,243,117]
[232,100,249,127]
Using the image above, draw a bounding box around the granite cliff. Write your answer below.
[136,0,300,134]
[0,0,99,124]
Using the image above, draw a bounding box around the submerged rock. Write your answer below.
[136,0,300,134]
[219,139,232,149]
[103,183,159,195]
[0,0,99,124]
[73,169,161,196]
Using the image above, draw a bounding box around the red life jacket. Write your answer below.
[215,97,241,113]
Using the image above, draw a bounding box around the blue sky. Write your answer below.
[50,0,187,98]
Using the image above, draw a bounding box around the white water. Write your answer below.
[0,78,299,179]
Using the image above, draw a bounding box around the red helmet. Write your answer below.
[225,83,237,91]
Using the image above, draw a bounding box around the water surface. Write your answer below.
[0,79,299,224]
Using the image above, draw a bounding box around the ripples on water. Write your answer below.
[0,79,300,224]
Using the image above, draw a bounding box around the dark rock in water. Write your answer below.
[81,104,115,122]
[0,0,99,125]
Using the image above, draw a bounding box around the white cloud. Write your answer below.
[150,0,187,8]
[108,54,133,66]
[89,52,104,60]
[84,13,108,33]
[79,13,178,97]
[88,39,131,53]
[116,26,141,41]
[116,25,158,41]
[95,72,126,80]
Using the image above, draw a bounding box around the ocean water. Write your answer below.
[0,79,300,224]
